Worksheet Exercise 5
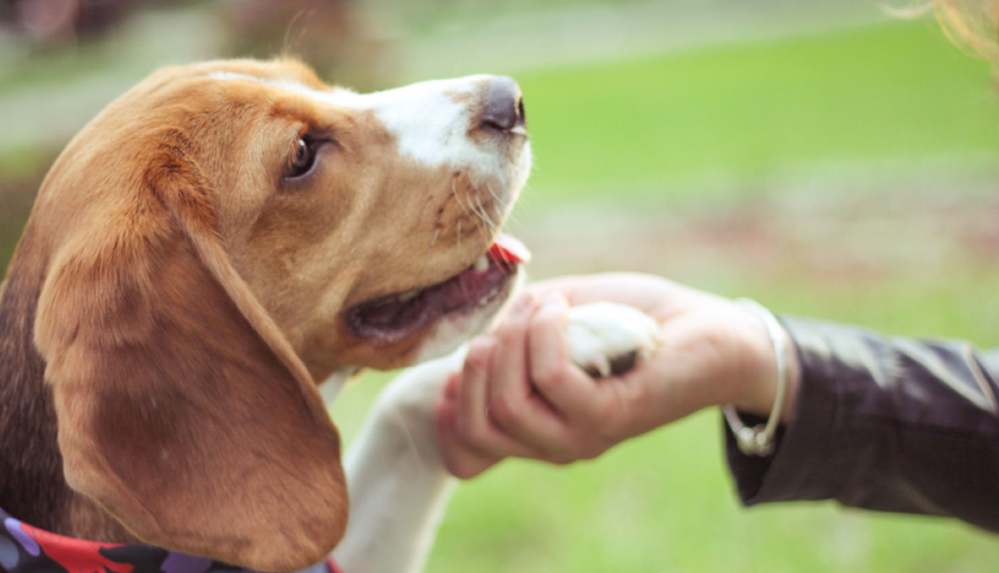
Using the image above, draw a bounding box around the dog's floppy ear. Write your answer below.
[33,147,347,572]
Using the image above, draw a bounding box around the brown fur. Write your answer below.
[0,59,508,571]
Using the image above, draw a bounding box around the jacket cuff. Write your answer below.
[724,316,862,505]
[982,351,999,385]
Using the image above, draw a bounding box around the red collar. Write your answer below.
[0,507,341,573]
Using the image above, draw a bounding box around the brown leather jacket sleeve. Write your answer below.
[724,317,999,533]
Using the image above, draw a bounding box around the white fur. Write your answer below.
[565,302,661,377]
[331,301,660,573]
[319,367,357,403]
[331,349,464,573]
[209,72,487,169]
[209,72,532,216]
[324,77,491,171]
[206,69,541,572]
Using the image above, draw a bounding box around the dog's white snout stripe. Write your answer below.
[209,72,512,171]
[359,76,493,170]
[209,71,531,232]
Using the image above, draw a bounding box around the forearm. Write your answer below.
[725,317,999,532]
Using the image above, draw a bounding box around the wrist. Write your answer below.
[721,300,800,456]
[731,305,801,423]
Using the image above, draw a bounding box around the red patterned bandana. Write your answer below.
[0,508,342,573]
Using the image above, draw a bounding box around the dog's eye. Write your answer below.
[286,137,319,180]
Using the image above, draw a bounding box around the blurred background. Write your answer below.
[2,0,998,571]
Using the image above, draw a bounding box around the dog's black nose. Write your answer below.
[480,76,525,132]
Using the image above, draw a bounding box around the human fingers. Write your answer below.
[526,293,613,424]
[453,338,539,460]
[436,379,499,479]
[526,273,699,319]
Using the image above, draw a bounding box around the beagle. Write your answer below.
[0,58,659,573]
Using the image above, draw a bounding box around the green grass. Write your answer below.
[329,19,999,573]
[333,269,999,573]
[3,13,997,572]
[516,19,999,207]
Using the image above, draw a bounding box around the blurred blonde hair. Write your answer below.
[932,0,999,61]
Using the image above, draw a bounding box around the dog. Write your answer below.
[0,58,659,573]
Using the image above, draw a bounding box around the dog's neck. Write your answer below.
[0,252,131,542]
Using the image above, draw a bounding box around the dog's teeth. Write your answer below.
[474,255,490,272]
[398,290,419,302]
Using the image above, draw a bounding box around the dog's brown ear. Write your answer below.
[33,150,347,572]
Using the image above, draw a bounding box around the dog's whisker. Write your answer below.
[456,180,495,239]
[494,203,512,229]
[484,184,509,228]
[452,178,476,220]
[475,184,501,233]
[483,182,503,207]
[2,58,538,573]
[480,206,498,238]
[471,196,496,237]
[489,186,520,227]
[449,180,480,247]
[482,182,516,232]
[449,179,466,218]
[454,187,487,239]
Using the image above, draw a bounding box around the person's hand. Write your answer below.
[434,272,800,479]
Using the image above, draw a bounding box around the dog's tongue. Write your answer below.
[489,233,531,265]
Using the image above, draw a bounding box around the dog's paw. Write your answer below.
[566,302,661,378]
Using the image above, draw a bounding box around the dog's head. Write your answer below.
[21,59,530,571]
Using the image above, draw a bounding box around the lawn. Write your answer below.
[515,19,999,207]
[1,13,996,572]
[331,18,999,573]
[334,273,999,573]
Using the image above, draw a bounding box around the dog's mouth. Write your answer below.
[346,234,530,343]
